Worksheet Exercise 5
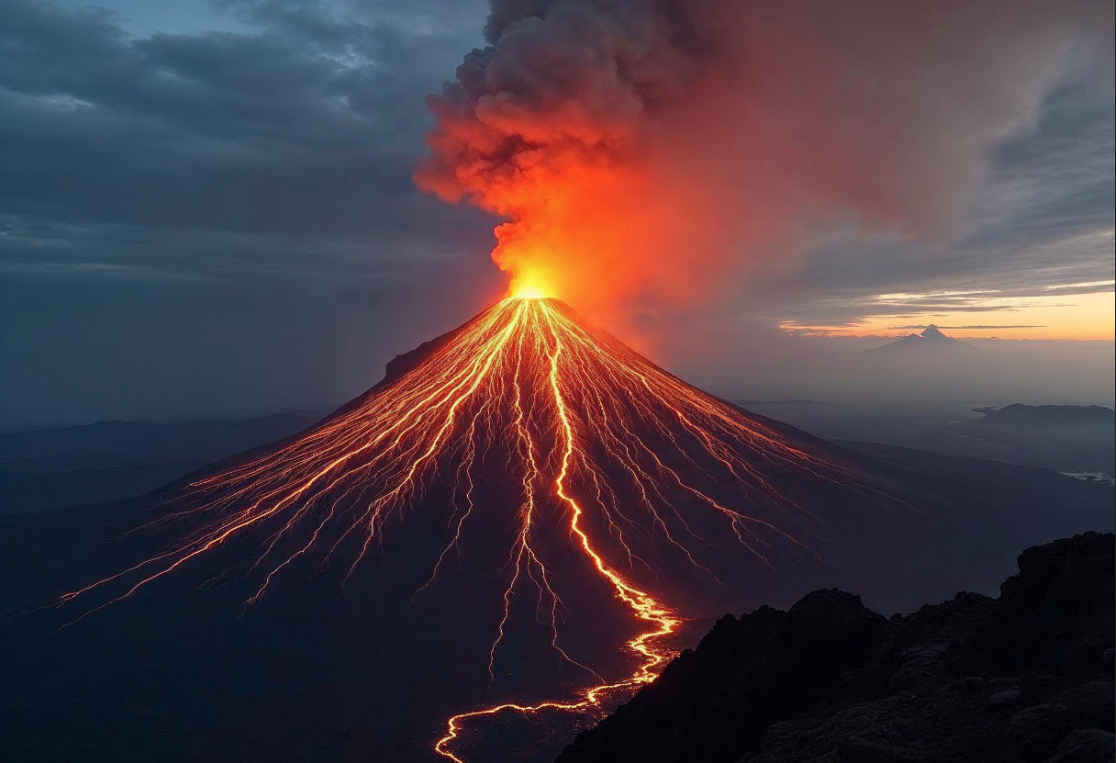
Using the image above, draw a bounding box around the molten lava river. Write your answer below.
[61,296,849,761]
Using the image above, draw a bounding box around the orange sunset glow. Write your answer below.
[780,287,1115,341]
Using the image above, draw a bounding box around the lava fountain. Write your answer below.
[60,295,849,761]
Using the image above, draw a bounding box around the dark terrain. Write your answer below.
[0,411,331,515]
[908,404,1115,476]
[557,532,1116,763]
[739,402,1115,480]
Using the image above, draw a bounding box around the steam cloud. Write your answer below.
[416,0,1111,318]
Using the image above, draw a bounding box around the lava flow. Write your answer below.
[60,295,846,761]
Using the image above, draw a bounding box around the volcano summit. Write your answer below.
[27,297,1111,763]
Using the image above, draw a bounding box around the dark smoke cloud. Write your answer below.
[417,0,1113,322]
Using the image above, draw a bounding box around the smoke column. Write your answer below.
[416,0,1109,320]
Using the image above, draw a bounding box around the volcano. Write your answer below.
[7,298,1111,763]
[58,296,852,758]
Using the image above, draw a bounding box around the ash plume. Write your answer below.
[416,0,1110,319]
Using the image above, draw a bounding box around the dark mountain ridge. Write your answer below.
[966,403,1114,437]
[0,411,333,515]
[0,411,334,472]
[557,532,1116,763]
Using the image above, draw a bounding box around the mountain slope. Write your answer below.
[2,298,1112,763]
[47,296,868,760]
[556,532,1115,763]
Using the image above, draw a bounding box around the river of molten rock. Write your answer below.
[62,296,842,762]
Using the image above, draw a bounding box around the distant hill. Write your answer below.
[0,410,333,515]
[906,403,1115,475]
[963,403,1114,439]
[0,411,334,471]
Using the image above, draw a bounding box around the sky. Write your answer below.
[0,0,1113,428]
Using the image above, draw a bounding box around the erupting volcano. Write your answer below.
[10,2,1112,762]
[60,294,852,761]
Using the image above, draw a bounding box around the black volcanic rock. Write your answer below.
[966,532,1116,677]
[557,592,887,763]
[556,533,1115,763]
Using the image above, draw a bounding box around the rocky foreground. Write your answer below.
[557,532,1115,763]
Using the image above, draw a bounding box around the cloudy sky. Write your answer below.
[1,0,1113,428]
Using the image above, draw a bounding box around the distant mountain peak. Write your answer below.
[862,324,973,355]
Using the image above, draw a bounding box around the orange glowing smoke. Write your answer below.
[416,1,1104,320]
[60,296,845,761]
[414,8,715,313]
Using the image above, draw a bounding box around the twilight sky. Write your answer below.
[1,0,1113,428]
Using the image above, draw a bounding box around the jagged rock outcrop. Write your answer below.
[556,532,1115,763]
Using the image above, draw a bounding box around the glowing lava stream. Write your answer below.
[433,332,681,762]
[59,296,845,761]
